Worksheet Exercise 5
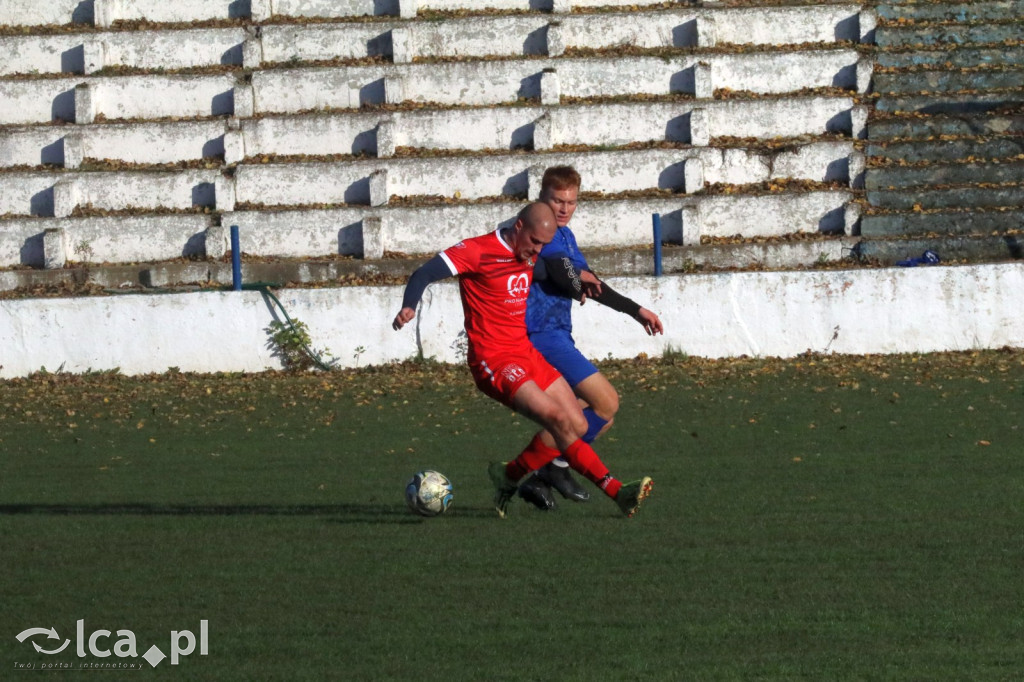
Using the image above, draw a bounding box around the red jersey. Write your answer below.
[439,229,533,363]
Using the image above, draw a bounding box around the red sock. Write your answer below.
[505,434,561,482]
[562,439,621,499]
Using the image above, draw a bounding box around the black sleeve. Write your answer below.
[538,256,643,316]
[401,254,453,310]
[538,256,585,301]
[591,281,642,318]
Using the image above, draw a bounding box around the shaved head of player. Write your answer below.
[510,202,557,266]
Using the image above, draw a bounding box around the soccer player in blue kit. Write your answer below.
[519,166,664,509]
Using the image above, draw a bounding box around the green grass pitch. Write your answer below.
[1,352,1022,679]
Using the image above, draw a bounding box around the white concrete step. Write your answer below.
[0,213,212,268]
[0,188,853,268]
[0,168,226,217]
[260,5,862,64]
[0,0,251,27]
[0,28,248,77]
[0,0,85,27]
[0,139,853,216]
[220,189,854,260]
[251,48,861,114]
[1,95,858,168]
[0,119,229,168]
[0,0,865,27]
[0,48,862,126]
[2,5,865,77]
[231,142,855,207]
[0,73,237,126]
[246,96,860,157]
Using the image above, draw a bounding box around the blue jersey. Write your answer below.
[526,226,589,335]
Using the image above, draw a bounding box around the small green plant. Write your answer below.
[661,345,689,363]
[680,258,698,273]
[74,239,95,263]
[449,330,468,363]
[31,362,67,377]
[265,319,336,372]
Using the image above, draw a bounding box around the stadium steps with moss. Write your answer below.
[855,0,1024,265]
[0,2,869,294]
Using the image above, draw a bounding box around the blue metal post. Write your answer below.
[230,224,242,291]
[652,214,663,277]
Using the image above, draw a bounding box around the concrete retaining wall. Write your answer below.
[1,263,1020,378]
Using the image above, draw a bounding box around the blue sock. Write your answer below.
[582,408,609,443]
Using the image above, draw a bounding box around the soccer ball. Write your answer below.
[405,470,453,517]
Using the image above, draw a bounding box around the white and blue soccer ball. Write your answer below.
[405,470,453,517]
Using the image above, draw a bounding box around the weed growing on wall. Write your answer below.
[265,319,336,372]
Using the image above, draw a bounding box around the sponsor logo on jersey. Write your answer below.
[507,273,530,298]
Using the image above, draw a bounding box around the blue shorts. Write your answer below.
[528,330,598,388]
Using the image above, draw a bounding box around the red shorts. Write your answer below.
[470,344,562,407]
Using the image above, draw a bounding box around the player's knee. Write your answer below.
[593,390,619,421]
[605,391,620,418]
[547,408,584,443]
[568,409,588,438]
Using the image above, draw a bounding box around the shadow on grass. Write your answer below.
[0,503,496,522]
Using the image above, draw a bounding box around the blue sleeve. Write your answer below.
[544,227,589,272]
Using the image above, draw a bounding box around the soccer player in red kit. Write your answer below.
[392,202,653,518]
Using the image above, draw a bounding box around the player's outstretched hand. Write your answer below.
[393,307,416,330]
[578,269,603,305]
[636,308,664,336]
